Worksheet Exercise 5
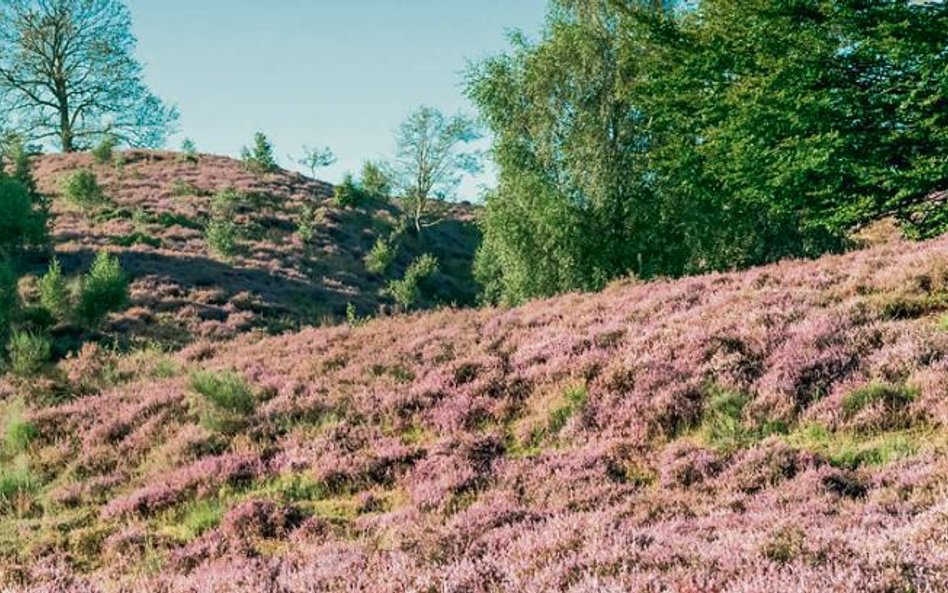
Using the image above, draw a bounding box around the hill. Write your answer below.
[28,150,480,348]
[3,230,948,591]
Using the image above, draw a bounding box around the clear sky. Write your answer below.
[124,0,548,199]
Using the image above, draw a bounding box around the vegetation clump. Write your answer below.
[386,253,439,310]
[241,132,279,174]
[61,169,109,212]
[76,251,129,325]
[190,370,256,434]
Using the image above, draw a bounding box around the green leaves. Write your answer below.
[470,0,948,306]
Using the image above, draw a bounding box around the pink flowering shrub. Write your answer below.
[5,234,948,591]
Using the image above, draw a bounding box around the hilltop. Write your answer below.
[3,230,948,591]
[27,150,481,347]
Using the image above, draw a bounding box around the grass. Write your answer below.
[697,385,787,452]
[158,498,225,542]
[3,402,38,454]
[783,423,933,470]
[7,330,52,377]
[0,461,38,516]
[841,382,918,417]
[189,370,256,434]
[510,383,589,456]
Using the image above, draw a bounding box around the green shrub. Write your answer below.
[386,254,439,310]
[190,370,255,434]
[61,169,109,211]
[170,179,201,197]
[39,258,71,322]
[0,262,18,346]
[210,189,244,218]
[206,218,239,258]
[3,403,38,454]
[0,177,47,256]
[76,251,128,325]
[360,161,392,200]
[91,136,116,165]
[241,132,278,174]
[364,238,396,275]
[7,330,51,377]
[179,138,199,163]
[297,204,316,243]
[333,174,365,208]
[4,135,39,196]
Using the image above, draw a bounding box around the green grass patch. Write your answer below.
[783,423,931,470]
[158,498,225,542]
[841,382,918,417]
[3,401,38,454]
[189,370,256,434]
[697,385,786,451]
[0,460,38,515]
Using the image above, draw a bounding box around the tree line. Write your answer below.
[467,0,948,305]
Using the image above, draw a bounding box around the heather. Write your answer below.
[27,150,480,347]
[2,234,948,591]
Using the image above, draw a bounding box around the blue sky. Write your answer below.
[124,0,548,199]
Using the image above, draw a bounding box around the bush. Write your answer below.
[7,330,51,377]
[179,138,199,163]
[190,370,255,434]
[334,174,365,208]
[170,179,201,197]
[297,204,316,243]
[206,218,239,258]
[0,262,18,346]
[0,177,47,256]
[211,188,243,218]
[364,238,396,275]
[4,135,39,196]
[386,254,439,310]
[76,251,128,325]
[241,132,278,174]
[91,136,116,164]
[39,258,71,322]
[61,169,109,211]
[360,161,392,201]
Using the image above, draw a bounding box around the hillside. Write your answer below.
[28,150,480,347]
[3,231,948,591]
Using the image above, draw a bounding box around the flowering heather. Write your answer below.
[3,234,948,591]
[28,150,479,345]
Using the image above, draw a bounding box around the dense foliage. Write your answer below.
[0,0,179,151]
[469,0,948,305]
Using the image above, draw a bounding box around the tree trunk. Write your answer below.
[58,97,73,152]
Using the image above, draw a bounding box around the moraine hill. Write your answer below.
[4,229,948,591]
[29,150,480,347]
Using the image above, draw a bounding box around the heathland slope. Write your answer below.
[29,150,480,347]
[4,234,948,592]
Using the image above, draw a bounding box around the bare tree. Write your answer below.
[390,106,482,233]
[0,0,178,152]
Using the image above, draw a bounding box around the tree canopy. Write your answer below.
[468,0,948,305]
[0,0,178,151]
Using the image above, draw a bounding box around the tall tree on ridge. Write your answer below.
[0,0,178,151]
